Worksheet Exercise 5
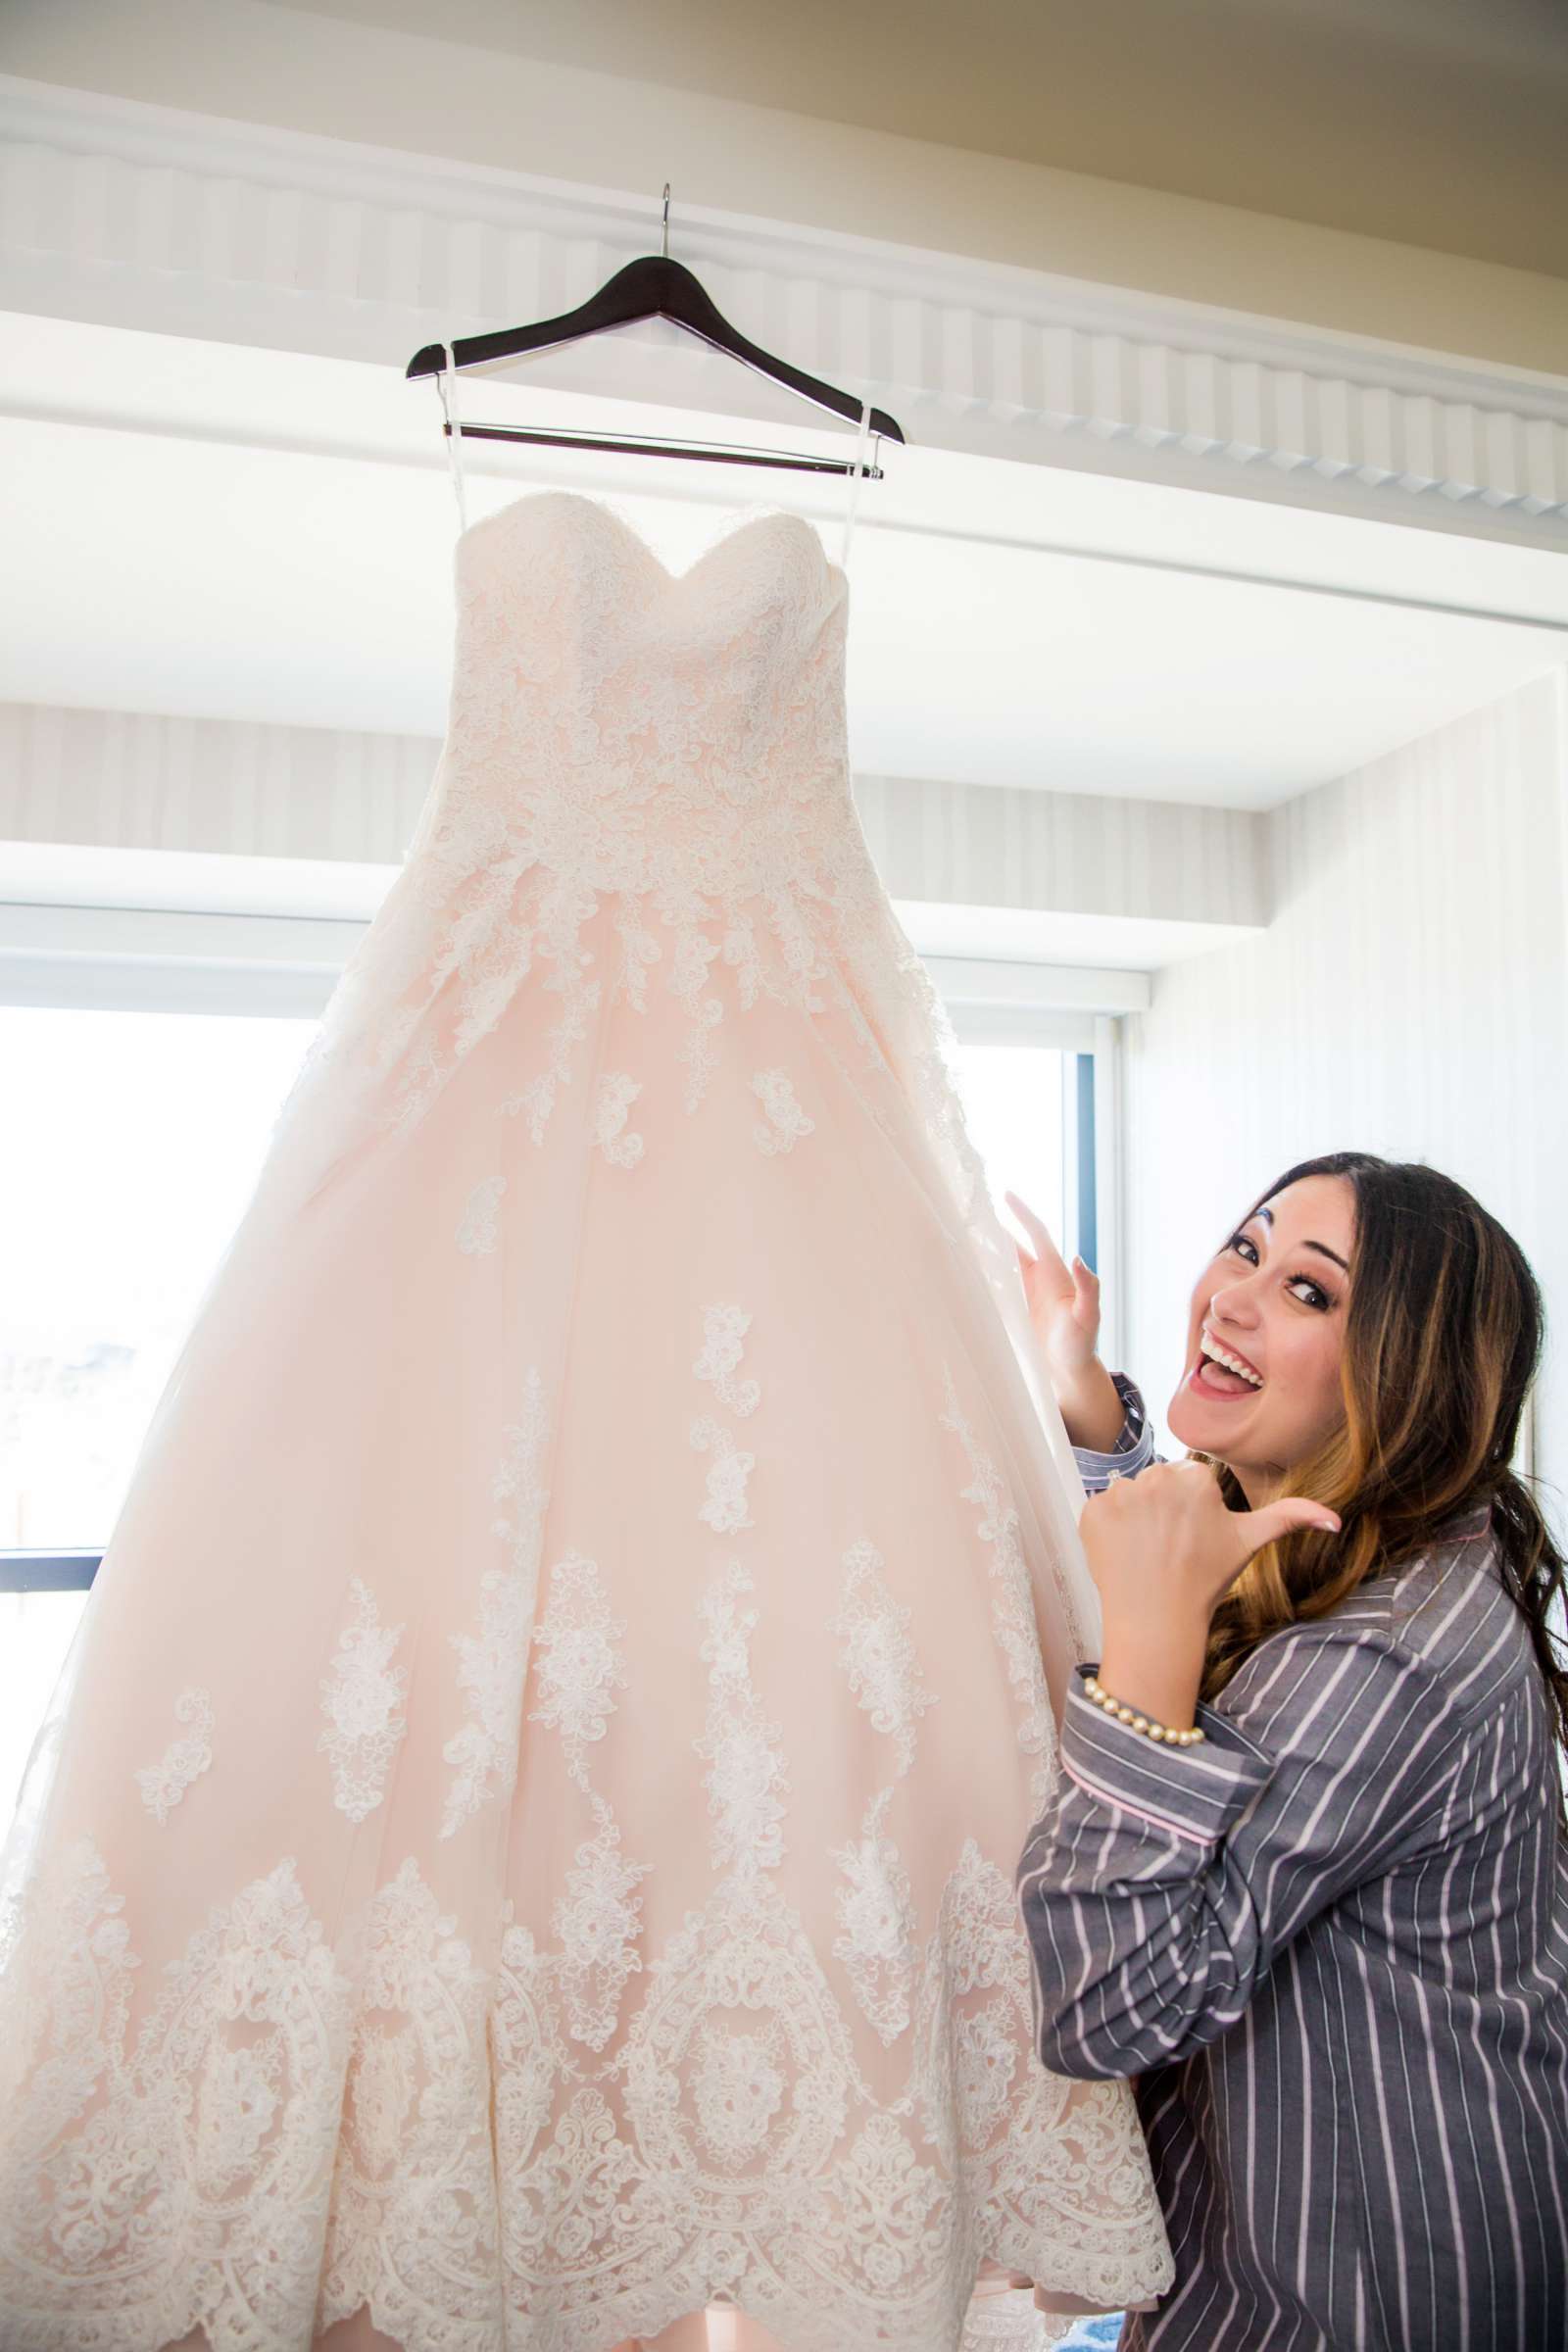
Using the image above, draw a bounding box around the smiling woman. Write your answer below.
[1170,1153,1568,1713]
[1008,1152,1568,2351]
[1168,1174,1351,1484]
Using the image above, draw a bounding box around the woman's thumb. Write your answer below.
[1237,1496,1342,1559]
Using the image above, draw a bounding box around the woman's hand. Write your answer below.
[1084,1461,1341,1733]
[1006,1193,1126,1450]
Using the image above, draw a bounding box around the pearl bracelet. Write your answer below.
[1083,1674,1205,1747]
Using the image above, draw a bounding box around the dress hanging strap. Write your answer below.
[839,395,875,569]
[436,341,468,535]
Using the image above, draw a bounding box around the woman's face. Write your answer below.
[1166,1174,1355,1497]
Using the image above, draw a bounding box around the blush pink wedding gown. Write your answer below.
[0,470,1170,2352]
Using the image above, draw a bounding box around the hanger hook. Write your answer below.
[662,183,671,260]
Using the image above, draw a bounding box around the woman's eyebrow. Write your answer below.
[1251,1207,1349,1272]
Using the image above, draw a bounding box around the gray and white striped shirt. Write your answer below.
[1017,1379,1568,2350]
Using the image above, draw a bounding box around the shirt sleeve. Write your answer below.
[1073,1371,1162,1494]
[1015,1625,1470,2081]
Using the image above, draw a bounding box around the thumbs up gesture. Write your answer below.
[1083,1462,1341,1736]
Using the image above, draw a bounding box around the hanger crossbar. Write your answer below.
[441,419,883,477]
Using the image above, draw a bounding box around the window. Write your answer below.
[0,1005,317,1552]
[0,1005,316,1822]
[952,1039,1071,1252]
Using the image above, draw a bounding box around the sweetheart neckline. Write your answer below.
[452,488,847,591]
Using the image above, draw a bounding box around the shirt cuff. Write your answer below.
[1061,1669,1274,1846]
[1072,1372,1155,1491]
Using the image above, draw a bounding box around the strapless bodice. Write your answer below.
[451,492,847,792]
[421,489,859,919]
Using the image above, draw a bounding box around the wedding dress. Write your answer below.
[0,372,1171,2351]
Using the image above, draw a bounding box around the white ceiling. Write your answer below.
[270,0,1568,275]
[3,315,1566,812]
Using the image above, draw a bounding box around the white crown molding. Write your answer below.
[3,76,1567,538]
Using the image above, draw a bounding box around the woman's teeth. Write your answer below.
[1199,1333,1263,1392]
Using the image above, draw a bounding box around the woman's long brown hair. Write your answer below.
[1197,1153,1568,1819]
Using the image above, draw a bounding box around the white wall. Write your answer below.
[1123,665,1568,1508]
[0,701,1265,937]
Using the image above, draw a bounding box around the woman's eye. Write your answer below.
[1287,1276,1332,1311]
[1225,1232,1259,1265]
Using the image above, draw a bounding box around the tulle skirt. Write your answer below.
[0,832,1170,2349]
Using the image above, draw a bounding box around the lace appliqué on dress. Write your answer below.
[830,1541,934,2045]
[0,1802,1168,2350]
[531,1553,626,1749]
[940,1368,1057,1808]
[0,1837,356,2346]
[690,1416,756,1535]
[318,1579,408,1824]
[456,1171,506,1255]
[531,1553,647,2050]
[694,1303,761,1418]
[831,1540,937,1779]
[594,1073,646,1169]
[134,1687,214,1826]
[692,2016,789,2169]
[442,1367,550,1839]
[695,1559,789,1877]
[751,1067,815,1156]
[671,931,724,1116]
[833,1789,920,2048]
